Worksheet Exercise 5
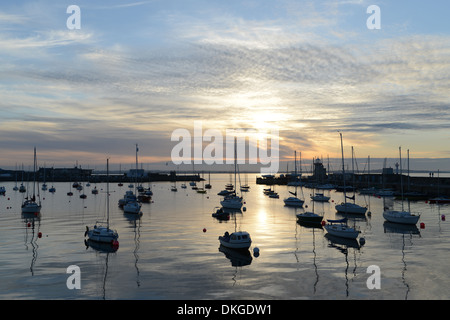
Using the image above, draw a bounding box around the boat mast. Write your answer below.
[294,150,297,177]
[107,158,110,229]
[399,147,404,211]
[135,143,139,192]
[339,132,347,204]
[33,147,36,199]
[234,137,237,195]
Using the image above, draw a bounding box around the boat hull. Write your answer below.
[429,198,450,204]
[335,203,367,214]
[86,226,118,243]
[283,197,304,207]
[123,201,141,214]
[21,202,41,214]
[311,195,330,202]
[220,196,243,209]
[324,224,359,239]
[296,212,323,223]
[218,231,251,250]
[383,210,420,225]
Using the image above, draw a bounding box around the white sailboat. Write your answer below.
[21,148,42,214]
[41,166,47,191]
[85,159,119,245]
[123,144,142,214]
[324,218,360,239]
[284,151,305,207]
[283,195,304,207]
[220,138,243,210]
[311,192,330,202]
[13,164,19,191]
[335,134,367,215]
[383,147,420,225]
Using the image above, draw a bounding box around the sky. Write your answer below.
[1,0,450,172]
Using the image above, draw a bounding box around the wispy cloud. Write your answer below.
[1,1,450,167]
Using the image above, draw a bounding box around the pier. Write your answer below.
[0,167,203,183]
[256,173,450,198]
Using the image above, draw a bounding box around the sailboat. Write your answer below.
[284,151,304,207]
[41,166,47,191]
[383,147,420,225]
[205,171,212,189]
[85,159,119,245]
[123,144,142,214]
[49,168,56,193]
[19,164,26,193]
[429,169,450,204]
[220,138,243,210]
[335,134,367,215]
[21,148,42,214]
[297,193,323,224]
[13,164,19,191]
[240,173,250,192]
[324,218,360,239]
[196,171,207,193]
[171,178,178,192]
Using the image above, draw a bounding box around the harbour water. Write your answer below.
[0,173,449,300]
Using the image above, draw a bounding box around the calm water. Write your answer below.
[0,174,449,300]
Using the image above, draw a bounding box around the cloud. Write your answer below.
[2,1,450,167]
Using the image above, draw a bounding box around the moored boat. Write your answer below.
[218,231,251,250]
[335,202,367,214]
[283,196,304,207]
[383,210,420,225]
[324,218,360,239]
[85,159,119,245]
[21,148,41,214]
[296,211,323,224]
[311,192,330,202]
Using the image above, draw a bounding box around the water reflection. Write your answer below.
[325,233,361,297]
[84,239,118,300]
[22,213,41,276]
[218,245,252,287]
[296,222,322,295]
[383,221,421,300]
[218,245,252,267]
[125,213,142,288]
[1,175,449,299]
